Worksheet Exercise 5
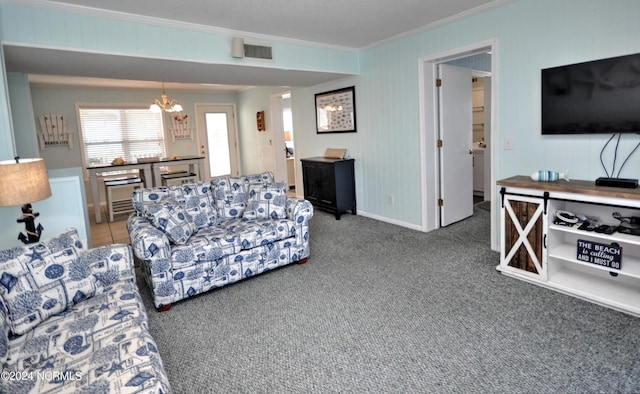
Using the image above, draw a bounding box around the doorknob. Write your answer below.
[469,149,474,154]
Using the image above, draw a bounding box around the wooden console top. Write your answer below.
[498,176,640,201]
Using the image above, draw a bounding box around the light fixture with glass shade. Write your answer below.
[0,157,52,244]
[149,82,183,113]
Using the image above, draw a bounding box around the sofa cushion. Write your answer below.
[0,228,96,336]
[144,200,196,245]
[244,181,287,220]
[167,217,296,270]
[227,217,296,250]
[131,186,171,215]
[168,182,217,229]
[170,225,242,270]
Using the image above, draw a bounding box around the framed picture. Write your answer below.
[315,86,356,133]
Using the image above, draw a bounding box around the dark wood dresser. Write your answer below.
[300,157,356,220]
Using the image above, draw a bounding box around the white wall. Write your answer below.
[237,86,291,177]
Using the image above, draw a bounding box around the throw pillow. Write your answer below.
[244,171,275,185]
[0,228,96,335]
[244,182,287,220]
[144,200,196,245]
[212,179,247,221]
[169,182,217,229]
[131,186,171,216]
[77,244,136,293]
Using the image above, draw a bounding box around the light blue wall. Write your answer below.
[0,3,358,76]
[1,0,640,232]
[446,53,491,73]
[0,49,15,160]
[290,0,640,228]
[27,84,239,204]
[7,73,38,159]
[29,85,239,170]
[0,167,89,250]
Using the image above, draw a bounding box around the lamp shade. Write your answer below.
[0,158,52,207]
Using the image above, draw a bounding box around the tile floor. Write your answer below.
[88,205,131,248]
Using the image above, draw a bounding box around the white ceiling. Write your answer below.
[5,0,513,90]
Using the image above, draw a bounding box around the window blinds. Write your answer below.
[78,106,167,167]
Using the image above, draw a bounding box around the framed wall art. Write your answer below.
[315,86,356,133]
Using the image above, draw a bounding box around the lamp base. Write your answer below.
[17,203,44,244]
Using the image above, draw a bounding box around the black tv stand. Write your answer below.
[595,177,638,189]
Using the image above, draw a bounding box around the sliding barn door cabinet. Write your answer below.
[498,176,640,317]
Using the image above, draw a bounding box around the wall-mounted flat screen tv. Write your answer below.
[541,52,640,134]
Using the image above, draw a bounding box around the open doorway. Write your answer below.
[443,55,492,208]
[282,93,296,193]
[270,91,296,193]
[471,74,492,207]
[419,39,498,250]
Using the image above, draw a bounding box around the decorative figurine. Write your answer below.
[17,203,44,244]
[530,170,570,182]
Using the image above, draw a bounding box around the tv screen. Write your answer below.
[541,52,640,134]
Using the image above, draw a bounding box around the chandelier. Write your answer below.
[149,83,183,113]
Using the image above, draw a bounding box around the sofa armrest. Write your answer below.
[286,197,313,248]
[126,214,172,262]
[286,197,314,224]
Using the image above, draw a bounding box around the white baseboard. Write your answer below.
[356,210,424,232]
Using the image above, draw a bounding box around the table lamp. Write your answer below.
[0,157,52,244]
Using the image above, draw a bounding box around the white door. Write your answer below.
[195,104,240,179]
[438,64,473,226]
[269,94,287,183]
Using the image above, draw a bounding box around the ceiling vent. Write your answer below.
[243,43,273,60]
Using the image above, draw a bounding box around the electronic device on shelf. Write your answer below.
[617,222,640,236]
[596,177,639,189]
[554,210,578,226]
[612,211,640,236]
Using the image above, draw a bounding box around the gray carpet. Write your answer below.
[476,200,491,211]
[136,208,640,393]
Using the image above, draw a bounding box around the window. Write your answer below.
[78,106,166,168]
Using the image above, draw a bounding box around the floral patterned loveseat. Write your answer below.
[0,228,170,393]
[127,171,313,311]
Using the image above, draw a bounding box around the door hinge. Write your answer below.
[436,78,442,87]
[438,199,444,207]
[437,139,443,148]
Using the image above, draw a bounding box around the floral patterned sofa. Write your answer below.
[0,228,170,393]
[127,171,313,311]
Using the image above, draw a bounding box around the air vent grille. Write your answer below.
[244,44,273,60]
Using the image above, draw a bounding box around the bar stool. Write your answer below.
[160,171,198,187]
[104,176,143,222]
